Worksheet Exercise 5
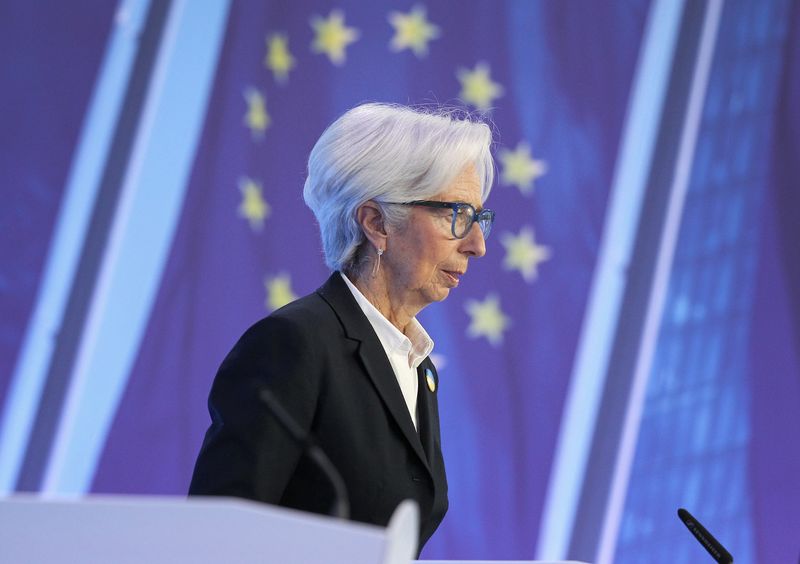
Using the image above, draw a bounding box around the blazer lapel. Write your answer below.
[317,273,431,473]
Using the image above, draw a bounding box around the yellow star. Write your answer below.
[243,87,270,138]
[499,141,548,195]
[310,10,360,66]
[465,293,511,346]
[388,5,440,57]
[501,227,552,282]
[238,176,271,230]
[265,273,298,311]
[457,62,504,110]
[264,33,295,84]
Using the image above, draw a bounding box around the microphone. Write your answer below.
[677,507,733,563]
[258,388,350,520]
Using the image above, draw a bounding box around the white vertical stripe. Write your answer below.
[40,0,188,494]
[41,0,231,493]
[535,0,686,558]
[596,1,724,562]
[0,0,153,494]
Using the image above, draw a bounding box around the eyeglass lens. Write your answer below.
[453,205,493,239]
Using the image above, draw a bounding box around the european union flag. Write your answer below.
[89,2,651,558]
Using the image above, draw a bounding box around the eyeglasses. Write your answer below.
[382,200,495,239]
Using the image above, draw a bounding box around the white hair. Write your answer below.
[303,102,495,272]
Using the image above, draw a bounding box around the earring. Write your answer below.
[372,247,383,277]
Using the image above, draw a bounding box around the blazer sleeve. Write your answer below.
[188,313,322,503]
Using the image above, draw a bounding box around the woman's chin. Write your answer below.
[432,286,451,302]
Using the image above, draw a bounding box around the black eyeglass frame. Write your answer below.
[381,200,495,239]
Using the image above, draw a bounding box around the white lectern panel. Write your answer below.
[0,495,418,564]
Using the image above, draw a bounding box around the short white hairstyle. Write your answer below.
[303,102,495,272]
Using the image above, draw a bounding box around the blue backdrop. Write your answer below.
[1,1,798,562]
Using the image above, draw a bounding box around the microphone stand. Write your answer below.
[258,388,350,520]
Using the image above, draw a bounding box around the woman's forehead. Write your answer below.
[437,164,481,203]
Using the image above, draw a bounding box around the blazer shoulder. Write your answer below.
[215,292,339,394]
[241,291,340,346]
[231,272,369,361]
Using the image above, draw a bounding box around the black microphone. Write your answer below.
[258,388,350,520]
[677,507,733,563]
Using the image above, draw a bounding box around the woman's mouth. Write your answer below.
[443,270,463,286]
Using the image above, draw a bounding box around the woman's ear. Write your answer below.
[356,200,388,249]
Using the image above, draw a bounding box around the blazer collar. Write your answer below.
[316,272,431,473]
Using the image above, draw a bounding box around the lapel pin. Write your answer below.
[425,368,436,393]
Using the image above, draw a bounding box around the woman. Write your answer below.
[189,102,496,552]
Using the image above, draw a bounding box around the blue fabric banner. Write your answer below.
[0,3,115,406]
[90,1,648,558]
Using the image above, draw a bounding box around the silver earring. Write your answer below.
[372,247,383,277]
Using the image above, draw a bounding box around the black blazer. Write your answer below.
[189,273,448,551]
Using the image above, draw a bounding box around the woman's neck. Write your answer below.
[346,268,416,333]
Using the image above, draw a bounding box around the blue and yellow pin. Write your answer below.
[425,368,436,392]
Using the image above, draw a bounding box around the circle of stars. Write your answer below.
[232,5,557,344]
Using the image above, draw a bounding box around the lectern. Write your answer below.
[0,495,590,563]
[0,495,418,564]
